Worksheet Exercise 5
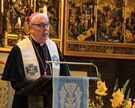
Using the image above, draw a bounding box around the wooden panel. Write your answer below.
[70,71,88,77]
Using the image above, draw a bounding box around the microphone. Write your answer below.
[45,61,99,80]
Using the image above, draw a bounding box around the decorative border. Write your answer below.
[64,41,135,59]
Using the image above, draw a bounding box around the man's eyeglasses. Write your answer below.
[32,23,50,28]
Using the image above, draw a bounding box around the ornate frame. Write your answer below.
[63,0,135,59]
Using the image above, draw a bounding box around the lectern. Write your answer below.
[17,76,52,96]
[17,76,53,108]
[17,61,99,108]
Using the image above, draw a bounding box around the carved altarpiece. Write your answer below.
[0,0,135,59]
[63,0,135,59]
[0,0,63,50]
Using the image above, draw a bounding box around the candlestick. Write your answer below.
[18,17,21,28]
[125,0,127,6]
[43,5,47,13]
[1,0,4,14]
[31,0,33,7]
[12,0,16,2]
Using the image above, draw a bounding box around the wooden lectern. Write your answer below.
[17,76,52,95]
[16,76,99,108]
[17,76,53,108]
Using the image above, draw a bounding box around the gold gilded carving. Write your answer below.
[4,0,33,35]
[68,0,91,3]
[97,0,123,42]
[67,0,95,41]
[1,0,63,50]
[36,0,60,39]
[1,0,135,59]
[67,43,135,55]
[64,0,135,59]
[125,0,135,43]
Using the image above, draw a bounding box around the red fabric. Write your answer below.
[29,13,40,21]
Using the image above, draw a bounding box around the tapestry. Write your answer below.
[0,76,14,108]
[0,52,13,108]
[53,76,89,108]
[0,52,8,74]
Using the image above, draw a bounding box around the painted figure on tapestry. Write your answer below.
[48,6,58,38]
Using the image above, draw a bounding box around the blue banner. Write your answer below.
[53,76,89,108]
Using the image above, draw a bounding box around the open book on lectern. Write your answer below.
[17,61,99,96]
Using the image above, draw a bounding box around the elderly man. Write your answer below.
[2,13,70,108]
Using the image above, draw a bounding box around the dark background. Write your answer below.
[65,56,135,107]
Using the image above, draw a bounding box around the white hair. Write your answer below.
[29,13,49,25]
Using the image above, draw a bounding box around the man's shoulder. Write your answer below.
[10,45,21,53]
[17,38,30,46]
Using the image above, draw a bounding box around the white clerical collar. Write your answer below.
[30,35,46,46]
[40,43,45,46]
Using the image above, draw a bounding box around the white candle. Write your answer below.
[43,5,47,13]
[31,0,33,7]
[125,0,127,6]
[18,17,21,28]
[1,0,4,14]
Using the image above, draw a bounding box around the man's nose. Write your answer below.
[43,26,49,30]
